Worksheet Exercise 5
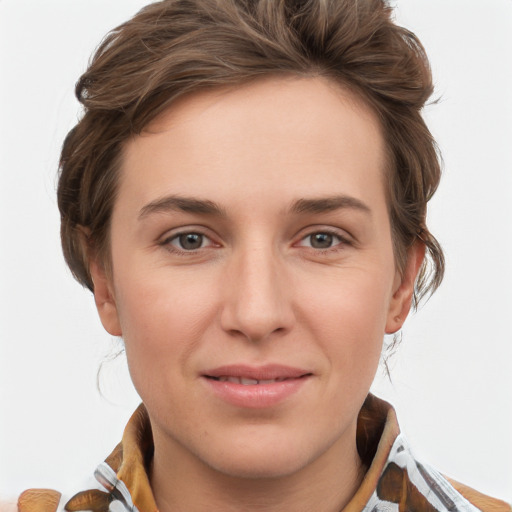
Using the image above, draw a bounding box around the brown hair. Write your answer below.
[58,0,444,305]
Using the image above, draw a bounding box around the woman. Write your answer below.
[6,0,511,511]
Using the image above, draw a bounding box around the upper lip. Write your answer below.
[203,364,312,380]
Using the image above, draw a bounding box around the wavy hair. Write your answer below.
[58,0,444,305]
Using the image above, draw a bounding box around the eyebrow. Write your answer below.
[138,195,226,220]
[138,194,371,220]
[290,195,372,216]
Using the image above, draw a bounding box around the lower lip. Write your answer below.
[202,376,310,408]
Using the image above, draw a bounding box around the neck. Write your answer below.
[150,427,364,512]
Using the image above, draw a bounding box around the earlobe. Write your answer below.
[385,241,426,334]
[89,258,122,337]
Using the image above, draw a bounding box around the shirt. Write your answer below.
[17,394,511,512]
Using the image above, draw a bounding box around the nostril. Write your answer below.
[219,272,295,342]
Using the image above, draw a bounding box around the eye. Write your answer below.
[298,231,347,250]
[165,232,213,251]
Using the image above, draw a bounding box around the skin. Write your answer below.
[90,76,424,512]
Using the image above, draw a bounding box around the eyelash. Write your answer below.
[160,231,218,255]
[295,229,350,252]
[160,228,351,255]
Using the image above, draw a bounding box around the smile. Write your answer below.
[207,376,297,385]
[202,365,312,408]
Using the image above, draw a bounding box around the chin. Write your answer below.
[198,429,329,480]
[209,449,311,480]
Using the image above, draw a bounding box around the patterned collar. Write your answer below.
[55,395,486,512]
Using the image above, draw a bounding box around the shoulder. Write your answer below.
[370,427,511,512]
[446,478,512,512]
[16,490,63,512]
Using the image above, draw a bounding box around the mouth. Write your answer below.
[205,375,309,385]
[203,364,312,382]
[201,364,313,408]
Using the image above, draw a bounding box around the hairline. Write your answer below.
[93,72,407,285]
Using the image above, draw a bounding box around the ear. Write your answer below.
[89,257,123,337]
[385,241,426,334]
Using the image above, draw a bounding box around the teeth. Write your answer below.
[212,376,291,385]
[240,378,259,385]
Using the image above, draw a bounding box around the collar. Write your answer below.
[64,394,482,512]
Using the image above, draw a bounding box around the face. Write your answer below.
[92,77,421,480]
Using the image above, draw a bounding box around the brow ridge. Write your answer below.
[139,195,226,219]
[139,194,370,220]
[290,195,371,215]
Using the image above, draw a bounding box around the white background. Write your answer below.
[1,0,511,503]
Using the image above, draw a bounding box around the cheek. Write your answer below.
[113,267,220,381]
[297,267,393,367]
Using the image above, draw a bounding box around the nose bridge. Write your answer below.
[221,238,292,341]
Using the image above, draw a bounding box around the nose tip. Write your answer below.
[220,251,294,342]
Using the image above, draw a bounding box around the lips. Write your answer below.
[204,364,311,381]
[202,364,312,408]
[208,376,294,385]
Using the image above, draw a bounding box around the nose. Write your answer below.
[220,244,295,343]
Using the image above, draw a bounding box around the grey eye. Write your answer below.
[177,233,204,250]
[309,233,334,249]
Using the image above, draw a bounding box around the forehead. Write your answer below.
[118,76,387,214]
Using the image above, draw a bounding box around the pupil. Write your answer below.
[179,233,202,250]
[311,233,332,249]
